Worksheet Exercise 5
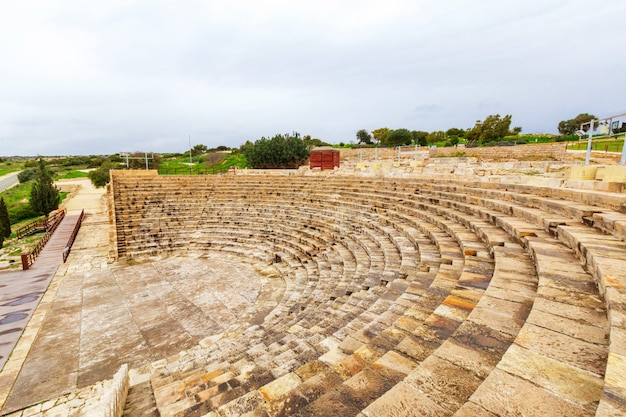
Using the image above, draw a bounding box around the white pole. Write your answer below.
[397,146,400,162]
[145,152,148,169]
[619,135,626,165]
[585,120,595,166]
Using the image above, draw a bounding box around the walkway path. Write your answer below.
[0,214,82,370]
[0,179,104,411]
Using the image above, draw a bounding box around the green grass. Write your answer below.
[159,152,248,174]
[212,153,248,170]
[567,139,624,153]
[159,154,202,174]
[56,170,89,179]
[0,160,26,176]
[503,135,556,144]
[1,182,39,227]
[1,182,70,228]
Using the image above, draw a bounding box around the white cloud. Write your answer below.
[0,0,625,155]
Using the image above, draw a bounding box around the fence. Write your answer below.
[15,209,66,240]
[62,209,84,263]
[157,166,234,175]
[20,209,66,270]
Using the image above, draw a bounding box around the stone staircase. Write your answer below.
[8,170,624,416]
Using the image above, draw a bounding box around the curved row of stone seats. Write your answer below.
[214,175,608,412]
[105,172,620,416]
[109,174,516,414]
[323,176,618,416]
[332,182,604,415]
[146,231,476,412]
[386,177,625,414]
[111,174,482,412]
[244,186,528,416]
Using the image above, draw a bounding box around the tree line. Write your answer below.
[356,114,522,148]
[355,112,607,148]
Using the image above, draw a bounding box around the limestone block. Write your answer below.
[603,165,626,183]
[570,166,598,180]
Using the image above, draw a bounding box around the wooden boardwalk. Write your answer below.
[0,214,81,371]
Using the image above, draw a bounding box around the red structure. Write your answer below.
[310,147,340,170]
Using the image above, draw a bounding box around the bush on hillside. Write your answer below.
[241,133,309,169]
[17,168,39,183]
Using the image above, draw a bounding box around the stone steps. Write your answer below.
[75,172,624,416]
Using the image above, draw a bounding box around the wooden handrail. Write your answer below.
[63,209,84,263]
[20,209,66,270]
[16,209,66,240]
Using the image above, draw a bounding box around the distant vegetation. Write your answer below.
[241,133,312,169]
[30,159,60,217]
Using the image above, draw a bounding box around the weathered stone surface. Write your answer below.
[514,323,608,376]
[361,381,449,417]
[497,343,604,405]
[470,368,595,417]
[404,355,483,413]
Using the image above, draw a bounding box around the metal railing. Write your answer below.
[63,209,85,263]
[20,209,66,270]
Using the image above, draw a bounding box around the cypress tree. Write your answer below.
[30,158,60,217]
[0,197,9,248]
[0,197,10,239]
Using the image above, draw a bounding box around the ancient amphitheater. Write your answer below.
[1,144,626,416]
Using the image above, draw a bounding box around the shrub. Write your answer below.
[242,133,309,169]
[17,168,38,183]
[89,162,113,188]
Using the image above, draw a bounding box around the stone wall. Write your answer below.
[428,142,569,161]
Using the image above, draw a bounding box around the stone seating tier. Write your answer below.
[30,171,617,417]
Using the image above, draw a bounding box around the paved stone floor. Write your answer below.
[2,250,277,413]
[0,179,286,414]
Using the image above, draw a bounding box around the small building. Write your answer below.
[310,147,340,170]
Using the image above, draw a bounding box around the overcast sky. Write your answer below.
[1,1,625,156]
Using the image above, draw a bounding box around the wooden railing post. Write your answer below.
[21,253,30,270]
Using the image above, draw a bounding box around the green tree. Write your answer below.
[192,144,208,154]
[356,129,373,145]
[446,128,465,138]
[426,131,446,145]
[558,113,597,135]
[371,128,391,144]
[89,161,113,188]
[411,131,429,146]
[0,197,11,242]
[241,133,309,169]
[466,114,513,146]
[30,159,60,217]
[385,129,413,146]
